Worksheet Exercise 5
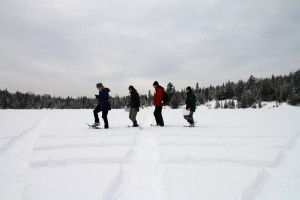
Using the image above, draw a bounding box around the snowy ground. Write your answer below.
[0,104,299,200]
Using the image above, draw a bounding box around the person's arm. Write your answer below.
[186,95,190,110]
[100,90,109,102]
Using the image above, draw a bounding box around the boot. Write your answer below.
[133,121,139,127]
[188,120,195,127]
[92,122,100,127]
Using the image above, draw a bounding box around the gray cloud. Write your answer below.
[0,0,299,97]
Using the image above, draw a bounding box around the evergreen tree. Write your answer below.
[215,101,220,109]
[235,80,245,102]
[170,92,181,109]
[225,81,235,99]
[195,83,200,94]
[260,79,276,101]
[293,69,300,105]
[241,92,248,108]
[147,90,153,106]
[166,82,176,105]
[230,100,236,109]
[287,88,296,105]
[224,100,228,109]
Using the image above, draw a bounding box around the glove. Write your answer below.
[95,95,99,98]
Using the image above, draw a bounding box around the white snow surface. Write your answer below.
[0,104,299,200]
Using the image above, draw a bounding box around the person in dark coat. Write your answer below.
[128,85,140,127]
[93,83,111,129]
[184,86,196,126]
[153,81,165,126]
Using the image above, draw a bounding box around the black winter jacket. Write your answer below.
[129,87,140,111]
[186,91,196,112]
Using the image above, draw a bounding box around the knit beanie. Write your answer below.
[153,81,159,86]
[96,83,103,88]
[129,85,134,90]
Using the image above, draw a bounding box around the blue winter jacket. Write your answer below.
[97,88,111,111]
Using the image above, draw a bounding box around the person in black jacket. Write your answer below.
[93,83,111,129]
[184,86,196,126]
[128,85,140,127]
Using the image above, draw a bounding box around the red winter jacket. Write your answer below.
[154,86,165,107]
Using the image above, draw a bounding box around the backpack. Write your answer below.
[162,91,169,104]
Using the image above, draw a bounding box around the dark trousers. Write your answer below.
[154,106,164,126]
[94,105,109,128]
[129,108,138,122]
[184,111,194,124]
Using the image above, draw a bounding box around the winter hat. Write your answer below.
[128,85,134,90]
[96,83,103,88]
[153,81,159,86]
[186,86,192,91]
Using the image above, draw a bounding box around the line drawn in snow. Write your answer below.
[237,170,272,200]
[102,115,170,200]
[0,116,48,200]
[34,142,132,151]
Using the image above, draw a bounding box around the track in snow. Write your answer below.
[0,116,48,200]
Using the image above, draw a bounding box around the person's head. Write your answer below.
[96,83,104,91]
[153,81,159,89]
[128,85,134,93]
[186,86,192,93]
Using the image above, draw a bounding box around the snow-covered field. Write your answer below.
[0,104,300,200]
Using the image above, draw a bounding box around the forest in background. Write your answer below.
[1,70,299,109]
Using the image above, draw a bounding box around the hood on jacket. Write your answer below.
[156,86,164,91]
[131,88,137,93]
[129,86,137,93]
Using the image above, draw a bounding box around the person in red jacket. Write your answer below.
[153,81,165,126]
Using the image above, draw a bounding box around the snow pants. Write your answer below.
[129,108,138,122]
[184,111,194,124]
[154,106,164,126]
[94,104,109,128]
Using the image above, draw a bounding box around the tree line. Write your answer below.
[0,70,299,109]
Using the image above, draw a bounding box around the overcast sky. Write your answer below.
[0,0,299,97]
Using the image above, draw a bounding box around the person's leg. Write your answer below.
[131,108,138,126]
[102,110,109,128]
[157,106,164,126]
[188,112,194,124]
[131,108,137,122]
[154,107,160,125]
[129,109,133,122]
[184,115,189,122]
[93,104,101,123]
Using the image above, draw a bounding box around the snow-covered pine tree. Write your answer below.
[224,100,228,109]
[166,82,176,105]
[293,69,300,105]
[258,101,263,108]
[170,92,181,109]
[215,101,220,109]
[231,100,236,109]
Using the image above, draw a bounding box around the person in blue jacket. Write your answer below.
[93,83,111,129]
